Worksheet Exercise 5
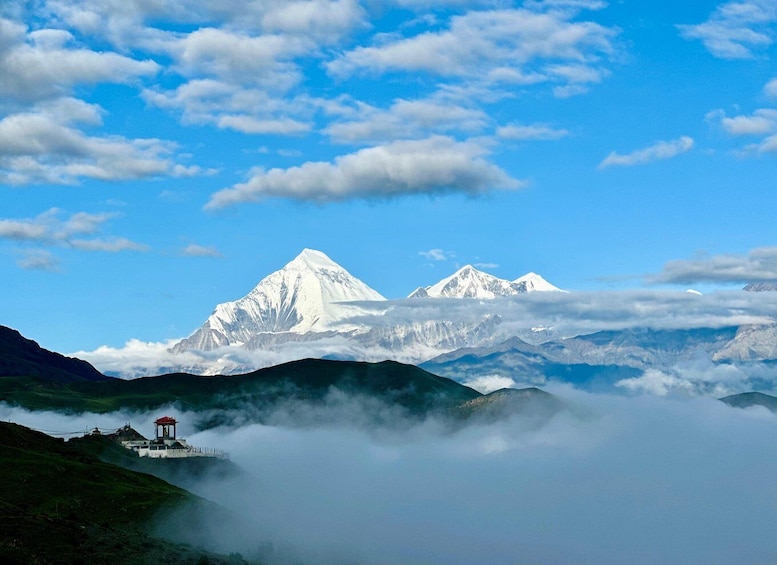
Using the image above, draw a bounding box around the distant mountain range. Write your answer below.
[2,323,776,420]
[162,249,777,392]
[420,327,740,391]
[170,248,565,367]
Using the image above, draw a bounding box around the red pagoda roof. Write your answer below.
[155,416,177,424]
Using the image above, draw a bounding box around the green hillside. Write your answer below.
[1,357,482,424]
[0,421,249,564]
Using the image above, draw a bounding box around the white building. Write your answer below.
[117,416,227,459]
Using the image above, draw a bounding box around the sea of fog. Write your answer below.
[3,388,777,565]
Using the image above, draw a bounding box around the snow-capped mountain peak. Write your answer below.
[173,249,385,352]
[289,248,342,272]
[512,272,563,292]
[425,265,519,299]
[415,266,564,299]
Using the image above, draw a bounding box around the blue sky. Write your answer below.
[1,0,776,353]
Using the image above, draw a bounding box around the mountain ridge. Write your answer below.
[0,325,108,383]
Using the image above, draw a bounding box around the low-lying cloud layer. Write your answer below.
[651,246,777,284]
[5,391,777,565]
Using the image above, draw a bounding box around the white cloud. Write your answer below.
[69,238,148,253]
[216,115,311,135]
[598,136,694,169]
[462,374,519,393]
[757,133,777,153]
[206,136,522,207]
[48,0,364,49]
[678,0,777,59]
[182,244,223,258]
[8,390,777,563]
[766,78,777,97]
[260,0,366,41]
[716,108,777,135]
[497,123,570,140]
[142,79,313,135]
[419,248,455,261]
[0,17,158,105]
[616,369,694,397]
[0,219,49,241]
[0,209,112,243]
[0,100,197,185]
[324,97,488,144]
[167,27,309,89]
[651,247,777,285]
[16,249,59,272]
[0,209,148,266]
[327,8,617,92]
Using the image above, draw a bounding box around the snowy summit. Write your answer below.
[173,249,385,352]
[410,265,562,299]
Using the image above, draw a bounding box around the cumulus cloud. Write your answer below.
[678,0,777,59]
[48,0,365,49]
[766,78,777,97]
[205,136,521,207]
[756,133,777,153]
[598,136,694,169]
[651,247,777,285]
[327,7,617,91]
[142,79,313,135]
[164,27,309,89]
[182,244,223,258]
[0,18,158,105]
[497,122,570,140]
[0,99,200,185]
[711,108,777,135]
[41,1,358,137]
[706,107,777,155]
[16,249,59,272]
[324,97,488,144]
[0,209,147,267]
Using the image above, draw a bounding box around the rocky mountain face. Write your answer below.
[742,282,777,292]
[712,282,777,362]
[422,327,740,382]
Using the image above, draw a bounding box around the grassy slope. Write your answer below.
[0,358,482,418]
[0,422,248,564]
